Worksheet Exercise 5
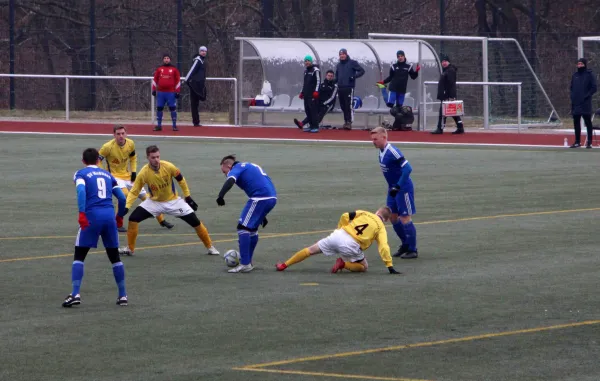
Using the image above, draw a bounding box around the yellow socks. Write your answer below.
[127,221,139,252]
[344,261,366,272]
[195,223,212,248]
[285,248,311,266]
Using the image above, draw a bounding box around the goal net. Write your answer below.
[368,34,560,129]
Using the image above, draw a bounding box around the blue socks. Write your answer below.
[393,222,407,244]
[112,262,127,297]
[238,230,251,265]
[249,232,259,263]
[403,221,417,251]
[157,110,163,127]
[71,260,84,296]
[170,111,177,128]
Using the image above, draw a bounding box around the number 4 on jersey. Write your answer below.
[354,224,368,235]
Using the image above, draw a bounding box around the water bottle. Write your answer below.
[564,138,568,147]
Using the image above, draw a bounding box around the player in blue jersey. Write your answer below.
[370,127,418,259]
[63,148,129,307]
[216,155,277,273]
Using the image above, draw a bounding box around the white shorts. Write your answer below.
[116,178,147,200]
[318,229,365,262]
[139,197,193,217]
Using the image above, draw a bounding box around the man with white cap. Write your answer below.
[185,46,208,127]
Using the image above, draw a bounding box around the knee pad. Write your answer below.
[74,246,90,262]
[168,106,177,112]
[106,247,121,264]
[156,106,164,112]
[237,223,256,232]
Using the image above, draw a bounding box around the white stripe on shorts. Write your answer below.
[243,200,258,226]
[75,228,81,246]
[405,193,413,215]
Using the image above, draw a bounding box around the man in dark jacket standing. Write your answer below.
[377,50,419,108]
[431,55,464,135]
[295,69,337,131]
[570,58,597,148]
[184,46,208,127]
[335,48,365,130]
[294,55,321,133]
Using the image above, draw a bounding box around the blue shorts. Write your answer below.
[238,198,277,230]
[386,190,416,216]
[381,89,405,107]
[157,91,177,108]
[75,211,119,248]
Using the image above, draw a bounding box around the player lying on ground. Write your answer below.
[63,148,129,307]
[371,127,418,259]
[217,155,277,273]
[118,145,219,256]
[99,124,173,232]
[276,207,401,274]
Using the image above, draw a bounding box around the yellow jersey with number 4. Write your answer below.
[98,138,137,180]
[338,210,393,267]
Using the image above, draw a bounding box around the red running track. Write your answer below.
[0,121,569,147]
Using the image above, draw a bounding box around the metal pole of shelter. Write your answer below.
[482,38,489,129]
[238,39,244,126]
[417,41,422,131]
[9,0,16,110]
[517,84,522,133]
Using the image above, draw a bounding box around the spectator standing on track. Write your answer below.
[335,48,365,130]
[294,69,338,131]
[431,54,464,135]
[184,46,208,127]
[152,53,181,132]
[293,55,321,133]
[569,58,597,148]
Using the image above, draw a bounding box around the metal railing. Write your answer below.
[0,74,238,126]
[423,81,522,132]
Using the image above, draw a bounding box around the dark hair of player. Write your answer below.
[82,148,100,165]
[113,124,126,133]
[326,70,334,75]
[146,145,160,156]
[220,154,236,165]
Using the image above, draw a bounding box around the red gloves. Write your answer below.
[299,92,304,99]
[78,212,89,230]
[312,91,319,99]
[377,81,384,85]
[415,64,421,72]
[116,215,124,228]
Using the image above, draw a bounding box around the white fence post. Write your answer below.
[65,77,70,121]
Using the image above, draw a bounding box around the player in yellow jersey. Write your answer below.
[118,145,219,256]
[276,207,401,274]
[98,125,173,232]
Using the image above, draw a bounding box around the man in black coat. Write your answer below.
[294,69,337,130]
[335,48,365,130]
[570,58,597,148]
[294,55,321,133]
[184,46,208,127]
[431,54,464,135]
[377,50,419,108]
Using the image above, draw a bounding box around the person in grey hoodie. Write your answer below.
[335,48,365,130]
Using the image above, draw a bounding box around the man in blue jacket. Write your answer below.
[570,58,597,148]
[335,48,365,130]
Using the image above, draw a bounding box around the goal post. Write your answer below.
[423,81,522,132]
[368,33,560,130]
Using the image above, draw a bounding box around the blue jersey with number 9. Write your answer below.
[227,162,277,199]
[73,166,119,214]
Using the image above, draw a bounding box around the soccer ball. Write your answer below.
[223,250,240,267]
